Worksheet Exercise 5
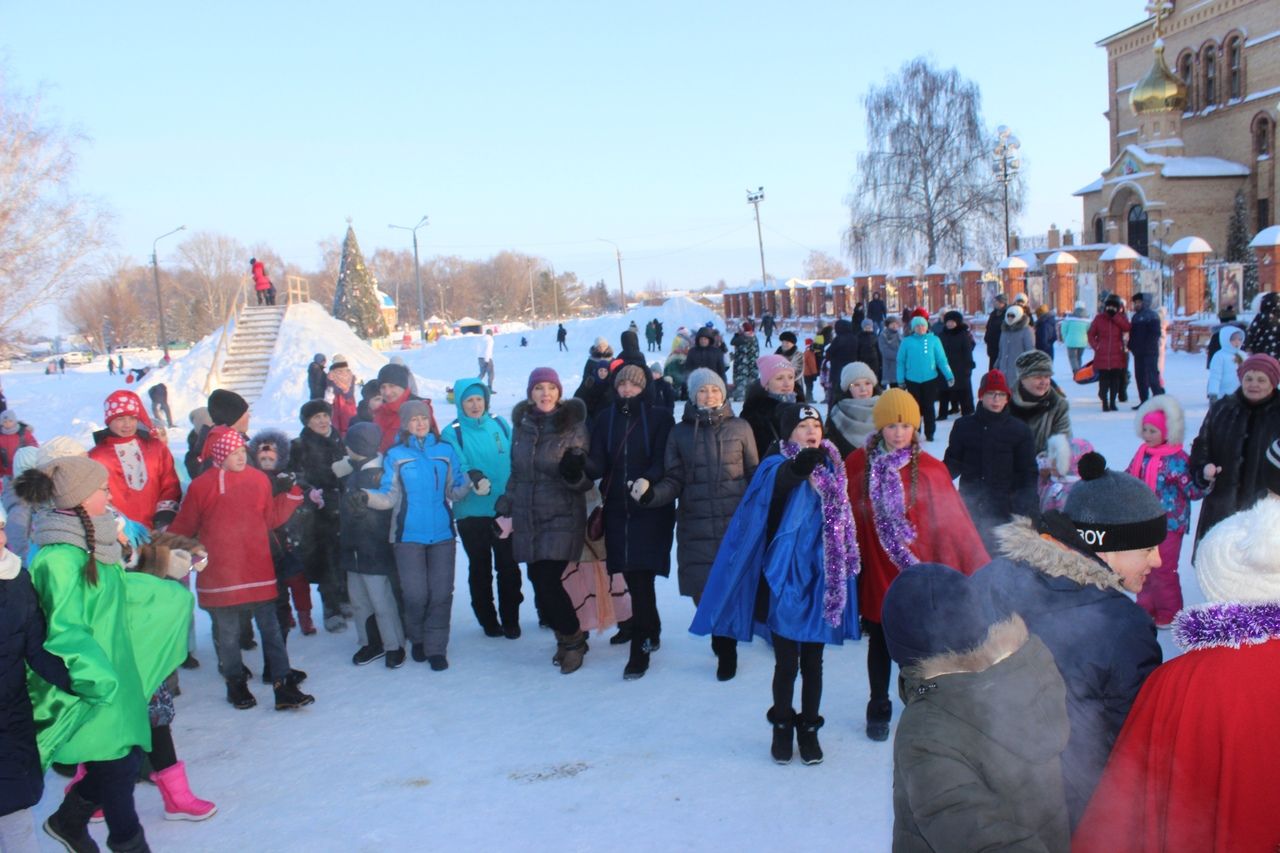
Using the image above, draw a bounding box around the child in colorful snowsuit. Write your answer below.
[692,404,861,766]
[338,422,406,668]
[168,426,314,711]
[1126,396,1205,626]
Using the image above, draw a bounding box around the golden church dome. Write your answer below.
[1130,39,1187,115]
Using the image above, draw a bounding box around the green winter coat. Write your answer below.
[28,544,191,767]
[893,616,1070,853]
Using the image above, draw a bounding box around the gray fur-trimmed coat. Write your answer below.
[495,398,592,564]
[646,400,759,598]
[893,616,1070,853]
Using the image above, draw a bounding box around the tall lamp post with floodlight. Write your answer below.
[151,225,186,360]
[747,187,767,288]
[992,127,1021,256]
[598,238,626,312]
[389,216,429,341]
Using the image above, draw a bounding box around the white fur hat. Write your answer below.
[1194,496,1280,604]
[1132,395,1186,447]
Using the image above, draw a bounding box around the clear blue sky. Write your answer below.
[4,1,1141,294]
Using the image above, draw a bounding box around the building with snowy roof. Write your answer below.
[1075,0,1278,259]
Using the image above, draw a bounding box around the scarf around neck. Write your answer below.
[1127,442,1180,493]
[865,432,919,572]
[31,509,123,565]
[778,439,859,627]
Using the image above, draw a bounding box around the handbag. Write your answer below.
[587,416,640,542]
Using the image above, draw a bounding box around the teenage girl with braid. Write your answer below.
[844,389,988,743]
[14,457,192,853]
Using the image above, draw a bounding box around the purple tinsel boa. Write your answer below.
[779,439,860,627]
[865,432,919,572]
[1173,601,1280,651]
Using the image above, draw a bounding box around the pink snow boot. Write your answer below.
[150,761,217,821]
[63,764,105,823]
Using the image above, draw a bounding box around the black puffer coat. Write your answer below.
[1189,388,1280,545]
[338,455,395,576]
[740,381,791,458]
[939,313,976,376]
[684,338,726,379]
[495,398,592,563]
[586,396,674,574]
[1243,292,1280,359]
[943,405,1038,541]
[648,400,758,598]
[974,518,1161,829]
[1,567,71,816]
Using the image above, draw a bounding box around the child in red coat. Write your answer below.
[168,427,315,711]
[88,390,182,529]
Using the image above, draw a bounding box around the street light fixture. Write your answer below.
[151,225,186,360]
[389,215,429,341]
[992,127,1021,256]
[597,238,626,312]
[747,187,768,289]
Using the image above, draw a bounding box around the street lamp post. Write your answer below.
[151,225,186,359]
[747,187,767,288]
[389,216,429,341]
[992,127,1021,256]
[598,238,625,312]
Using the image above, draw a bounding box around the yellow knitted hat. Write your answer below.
[872,388,921,432]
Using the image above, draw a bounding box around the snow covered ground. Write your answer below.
[1,298,1212,851]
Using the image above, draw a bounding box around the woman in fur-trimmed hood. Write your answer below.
[883,564,1069,853]
[1074,485,1280,852]
[973,452,1165,830]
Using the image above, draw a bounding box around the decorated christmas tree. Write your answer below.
[332,224,388,339]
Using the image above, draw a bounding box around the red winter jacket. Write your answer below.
[1087,311,1131,370]
[251,260,271,292]
[326,378,358,437]
[89,430,182,528]
[0,424,38,478]
[168,465,302,608]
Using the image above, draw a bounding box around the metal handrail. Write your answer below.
[202,275,249,396]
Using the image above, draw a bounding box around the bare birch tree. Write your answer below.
[845,58,1024,268]
[0,77,108,336]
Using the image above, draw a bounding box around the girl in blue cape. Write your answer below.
[691,403,860,766]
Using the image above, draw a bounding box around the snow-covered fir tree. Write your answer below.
[1226,189,1257,299]
[332,225,388,339]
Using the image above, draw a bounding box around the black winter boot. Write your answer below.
[226,677,256,710]
[107,827,151,853]
[609,620,634,645]
[796,715,825,765]
[44,788,100,853]
[711,635,737,681]
[623,635,650,680]
[273,673,315,710]
[866,698,892,742]
[767,707,795,764]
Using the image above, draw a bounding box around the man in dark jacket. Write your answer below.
[974,455,1165,829]
[822,319,860,408]
[867,292,887,331]
[883,564,1070,852]
[853,319,882,383]
[938,310,976,419]
[307,353,327,400]
[943,370,1037,554]
[984,294,1008,371]
[290,399,348,632]
[683,329,726,383]
[760,312,775,347]
[1126,293,1163,406]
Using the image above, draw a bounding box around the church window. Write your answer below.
[1178,52,1195,110]
[1226,36,1242,100]
[1203,45,1217,106]
[1256,116,1274,158]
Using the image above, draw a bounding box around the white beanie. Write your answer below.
[1194,496,1280,603]
[840,361,878,392]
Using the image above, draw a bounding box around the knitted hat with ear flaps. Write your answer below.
[1063,452,1167,552]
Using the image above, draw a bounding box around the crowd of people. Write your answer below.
[2,291,1279,851]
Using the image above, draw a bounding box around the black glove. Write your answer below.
[790,447,826,478]
[271,472,296,495]
[637,486,655,506]
[558,448,587,482]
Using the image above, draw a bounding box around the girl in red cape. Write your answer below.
[1073,474,1280,853]
[845,388,988,742]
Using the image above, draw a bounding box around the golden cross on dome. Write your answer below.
[1145,0,1173,39]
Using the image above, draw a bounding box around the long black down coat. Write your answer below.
[974,518,1161,829]
[1,568,71,817]
[495,398,592,563]
[1189,387,1280,545]
[648,400,759,598]
[586,396,674,574]
[943,405,1038,539]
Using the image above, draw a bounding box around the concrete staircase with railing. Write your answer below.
[215,305,287,403]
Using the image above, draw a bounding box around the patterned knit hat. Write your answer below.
[873,388,921,432]
[1014,349,1053,380]
[1063,452,1167,552]
[614,364,648,390]
[777,404,823,441]
[202,425,246,468]
[104,390,153,429]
